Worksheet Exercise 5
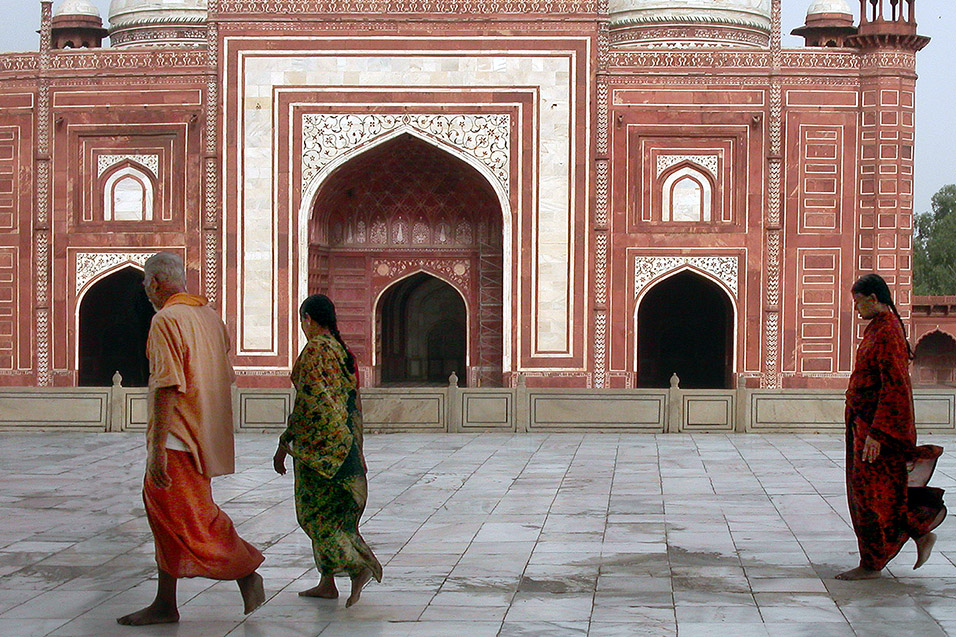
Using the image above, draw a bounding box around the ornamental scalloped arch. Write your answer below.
[632,261,739,375]
[914,328,956,349]
[372,268,472,371]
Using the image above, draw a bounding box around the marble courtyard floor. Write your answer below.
[1,433,955,637]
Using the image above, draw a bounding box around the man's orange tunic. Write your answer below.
[845,311,946,570]
[144,293,263,579]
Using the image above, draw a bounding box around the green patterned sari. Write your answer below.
[280,333,382,582]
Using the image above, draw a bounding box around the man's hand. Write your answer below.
[147,445,171,489]
[862,435,881,463]
[273,444,288,475]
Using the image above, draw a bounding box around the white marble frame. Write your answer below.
[632,261,739,376]
[227,39,587,364]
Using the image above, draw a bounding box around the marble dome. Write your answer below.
[107,0,208,48]
[54,0,102,17]
[807,0,853,16]
[608,0,773,48]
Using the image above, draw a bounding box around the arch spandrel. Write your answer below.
[634,255,739,300]
[301,114,511,202]
[75,252,152,297]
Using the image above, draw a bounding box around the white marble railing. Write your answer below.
[0,376,953,434]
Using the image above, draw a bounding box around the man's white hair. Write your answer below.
[144,252,186,286]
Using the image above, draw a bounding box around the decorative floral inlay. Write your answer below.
[372,258,471,289]
[302,113,510,196]
[76,252,151,295]
[97,154,160,177]
[656,154,718,177]
[634,256,738,297]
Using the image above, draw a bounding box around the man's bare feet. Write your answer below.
[116,602,179,626]
[914,532,937,569]
[238,571,265,614]
[835,566,881,580]
[346,568,373,608]
[300,574,338,598]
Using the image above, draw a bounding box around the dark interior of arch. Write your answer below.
[379,272,467,385]
[78,267,154,387]
[638,270,733,389]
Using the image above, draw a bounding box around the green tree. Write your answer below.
[913,184,956,295]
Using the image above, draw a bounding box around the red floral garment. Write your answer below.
[845,311,946,570]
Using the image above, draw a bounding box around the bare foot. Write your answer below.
[238,571,265,615]
[914,532,937,569]
[299,583,339,598]
[346,568,373,608]
[835,566,881,580]
[116,603,179,626]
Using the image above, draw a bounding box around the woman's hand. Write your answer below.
[862,435,881,463]
[273,444,288,475]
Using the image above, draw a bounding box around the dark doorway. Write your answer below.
[379,272,466,385]
[78,267,154,386]
[913,331,956,386]
[637,270,734,389]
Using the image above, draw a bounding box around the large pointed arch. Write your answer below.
[297,127,513,376]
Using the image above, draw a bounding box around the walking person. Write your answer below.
[273,294,382,606]
[837,273,947,580]
[118,252,264,625]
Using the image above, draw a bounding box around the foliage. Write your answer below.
[913,184,956,295]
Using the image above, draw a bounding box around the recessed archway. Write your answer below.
[636,270,734,389]
[308,132,503,386]
[77,266,155,387]
[913,330,956,387]
[377,272,467,385]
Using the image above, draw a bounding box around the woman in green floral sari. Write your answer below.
[273,294,382,607]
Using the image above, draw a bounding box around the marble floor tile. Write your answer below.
[1,432,954,637]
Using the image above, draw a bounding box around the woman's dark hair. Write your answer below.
[299,294,356,373]
[851,273,914,359]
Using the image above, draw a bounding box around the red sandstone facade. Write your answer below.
[0,0,937,389]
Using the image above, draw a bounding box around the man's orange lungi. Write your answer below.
[143,450,264,579]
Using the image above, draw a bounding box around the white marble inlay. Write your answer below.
[97,154,160,177]
[656,154,718,177]
[634,256,739,297]
[75,252,150,294]
[301,113,510,196]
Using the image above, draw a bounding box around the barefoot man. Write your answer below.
[838,273,947,580]
[118,252,265,625]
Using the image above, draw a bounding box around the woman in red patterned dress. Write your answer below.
[838,273,947,580]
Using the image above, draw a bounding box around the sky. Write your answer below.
[0,0,953,217]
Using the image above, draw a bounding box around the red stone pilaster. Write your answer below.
[34,1,53,386]
[592,1,610,388]
[762,0,783,388]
